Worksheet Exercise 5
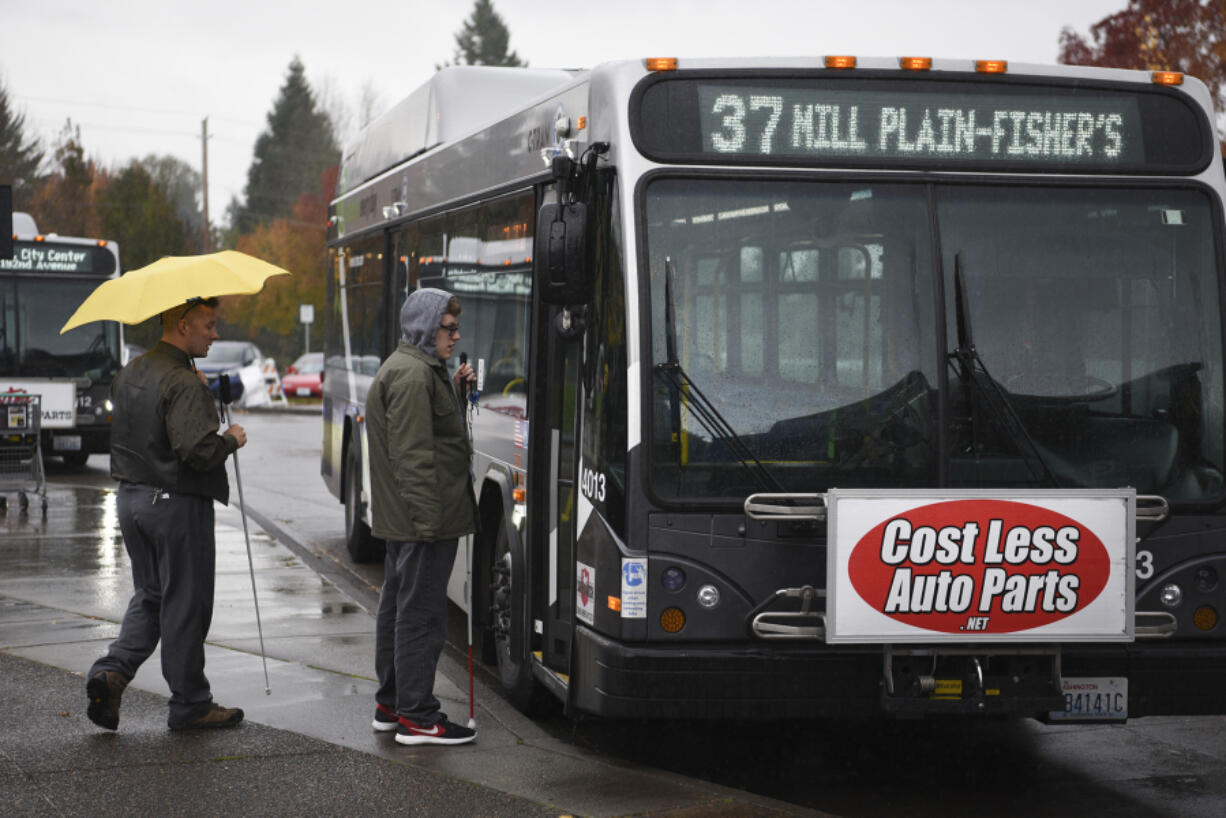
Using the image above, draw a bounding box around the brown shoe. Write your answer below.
[86,670,130,730]
[169,703,245,731]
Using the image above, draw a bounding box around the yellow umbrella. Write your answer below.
[60,249,291,334]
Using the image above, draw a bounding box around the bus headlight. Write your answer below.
[696,583,720,609]
[1195,566,1218,593]
[1159,583,1184,608]
[104,399,114,412]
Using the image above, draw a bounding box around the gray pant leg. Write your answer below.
[374,544,400,711]
[91,484,216,723]
[90,483,161,679]
[375,539,459,725]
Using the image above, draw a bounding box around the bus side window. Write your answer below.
[415,193,534,401]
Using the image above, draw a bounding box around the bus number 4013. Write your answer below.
[581,466,606,503]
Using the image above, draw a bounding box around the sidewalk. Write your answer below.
[0,651,546,816]
[0,481,816,817]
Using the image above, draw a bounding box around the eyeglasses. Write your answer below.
[438,322,461,337]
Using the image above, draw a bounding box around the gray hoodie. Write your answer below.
[400,287,453,359]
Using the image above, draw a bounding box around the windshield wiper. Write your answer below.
[656,256,782,492]
[950,254,1059,487]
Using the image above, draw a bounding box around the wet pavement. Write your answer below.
[0,470,814,816]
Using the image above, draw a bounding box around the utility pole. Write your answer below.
[201,117,211,252]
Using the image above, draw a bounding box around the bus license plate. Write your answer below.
[1050,677,1127,721]
[53,435,82,451]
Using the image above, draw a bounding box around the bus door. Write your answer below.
[529,188,582,677]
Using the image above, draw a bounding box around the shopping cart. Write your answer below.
[0,391,47,514]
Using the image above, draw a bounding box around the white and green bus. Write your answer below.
[324,58,1226,721]
[1,213,122,467]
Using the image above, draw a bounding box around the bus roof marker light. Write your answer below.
[899,57,932,71]
[825,55,857,70]
[645,57,678,71]
[975,59,1008,74]
[1152,71,1184,86]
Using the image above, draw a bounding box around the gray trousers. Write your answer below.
[375,538,459,725]
[90,482,216,724]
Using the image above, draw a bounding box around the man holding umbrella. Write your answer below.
[85,296,249,731]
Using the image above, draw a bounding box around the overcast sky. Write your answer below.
[3,0,1125,227]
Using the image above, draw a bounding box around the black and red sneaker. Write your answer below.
[394,716,476,746]
[372,703,399,733]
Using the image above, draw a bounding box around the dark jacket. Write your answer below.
[367,289,479,542]
[109,341,237,503]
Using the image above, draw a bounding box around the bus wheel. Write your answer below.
[61,452,89,468]
[488,520,552,715]
[344,444,382,563]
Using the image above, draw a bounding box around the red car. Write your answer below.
[282,352,324,398]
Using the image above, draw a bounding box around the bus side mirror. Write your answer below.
[536,201,589,305]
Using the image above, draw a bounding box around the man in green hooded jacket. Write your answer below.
[367,287,479,745]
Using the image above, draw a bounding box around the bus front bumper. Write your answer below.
[570,626,1226,720]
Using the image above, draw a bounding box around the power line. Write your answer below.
[26,119,200,139]
[14,93,207,118]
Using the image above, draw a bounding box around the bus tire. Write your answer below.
[488,517,553,715]
[344,443,382,563]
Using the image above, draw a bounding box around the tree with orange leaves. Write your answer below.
[220,183,331,367]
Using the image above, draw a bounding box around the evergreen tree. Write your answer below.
[0,77,44,209]
[98,162,190,270]
[442,0,526,68]
[236,57,339,234]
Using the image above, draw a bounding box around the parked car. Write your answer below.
[282,352,324,398]
[195,340,270,408]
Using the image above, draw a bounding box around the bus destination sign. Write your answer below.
[634,75,1208,172]
[0,242,95,274]
[697,84,1143,165]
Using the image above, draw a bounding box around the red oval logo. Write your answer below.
[847,500,1110,634]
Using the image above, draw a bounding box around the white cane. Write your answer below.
[466,533,476,729]
[459,353,476,729]
[220,376,271,695]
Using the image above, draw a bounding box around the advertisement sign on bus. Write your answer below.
[826,489,1135,643]
[0,380,77,429]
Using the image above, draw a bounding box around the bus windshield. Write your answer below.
[1,275,122,382]
[645,178,1224,504]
